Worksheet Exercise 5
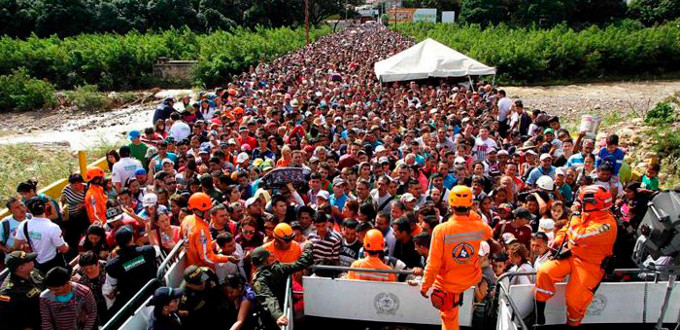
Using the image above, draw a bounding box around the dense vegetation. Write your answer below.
[0,0,359,38]
[394,20,680,84]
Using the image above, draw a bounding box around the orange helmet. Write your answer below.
[274,223,295,241]
[86,167,106,182]
[364,229,385,252]
[233,107,245,115]
[449,185,473,208]
[188,192,212,212]
[578,185,613,212]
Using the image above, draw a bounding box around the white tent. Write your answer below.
[374,38,497,83]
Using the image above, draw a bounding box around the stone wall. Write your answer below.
[153,57,197,82]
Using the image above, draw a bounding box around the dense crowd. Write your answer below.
[0,23,662,330]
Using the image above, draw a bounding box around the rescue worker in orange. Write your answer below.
[534,185,617,327]
[185,192,235,270]
[347,229,397,282]
[84,167,107,225]
[420,185,494,330]
[262,223,302,263]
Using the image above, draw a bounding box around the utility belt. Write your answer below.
[431,289,464,312]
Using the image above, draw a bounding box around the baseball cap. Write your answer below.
[316,190,330,200]
[401,193,416,203]
[379,157,390,164]
[128,130,141,139]
[115,226,134,246]
[539,218,555,232]
[6,251,37,272]
[161,158,174,166]
[498,150,509,157]
[135,168,147,176]
[375,145,386,153]
[148,287,184,307]
[544,128,555,135]
[555,167,566,176]
[245,197,258,208]
[183,265,210,284]
[502,232,518,245]
[143,193,158,207]
[539,153,552,161]
[513,207,532,220]
[251,247,271,267]
[237,152,249,164]
[332,177,346,186]
[478,241,491,257]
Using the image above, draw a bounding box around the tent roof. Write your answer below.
[374,38,496,82]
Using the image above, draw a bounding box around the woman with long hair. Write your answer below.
[17,179,61,222]
[106,150,120,171]
[508,244,535,285]
[60,173,89,259]
[223,274,258,330]
[147,207,180,254]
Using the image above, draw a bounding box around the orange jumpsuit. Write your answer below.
[422,212,492,330]
[263,240,302,263]
[535,210,617,326]
[185,216,230,270]
[347,256,397,282]
[84,184,107,224]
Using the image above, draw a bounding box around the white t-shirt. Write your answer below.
[15,217,66,264]
[169,121,191,141]
[498,97,513,122]
[111,157,143,185]
[473,137,497,160]
[508,263,535,285]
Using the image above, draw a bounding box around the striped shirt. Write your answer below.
[309,230,341,265]
[40,282,97,330]
[62,184,86,216]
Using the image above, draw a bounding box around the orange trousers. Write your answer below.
[535,256,604,326]
[438,292,461,330]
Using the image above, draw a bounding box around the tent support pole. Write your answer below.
[468,75,474,91]
[492,74,496,87]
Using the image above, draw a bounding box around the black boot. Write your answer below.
[535,301,546,326]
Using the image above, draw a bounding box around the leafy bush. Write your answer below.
[645,101,676,125]
[0,68,57,112]
[393,20,680,84]
[65,85,113,111]
[0,26,331,90]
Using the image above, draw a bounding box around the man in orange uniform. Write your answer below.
[185,192,233,270]
[263,223,302,263]
[347,229,396,282]
[534,185,617,327]
[84,167,107,225]
[421,185,493,330]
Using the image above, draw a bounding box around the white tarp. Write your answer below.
[374,38,496,82]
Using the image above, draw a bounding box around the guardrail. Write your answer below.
[156,243,184,282]
[0,151,108,219]
[101,278,159,330]
[281,276,294,330]
[309,264,415,275]
[495,271,536,330]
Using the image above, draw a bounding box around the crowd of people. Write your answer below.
[0,22,663,330]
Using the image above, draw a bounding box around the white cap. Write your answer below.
[245,197,258,208]
[237,152,249,164]
[478,241,491,256]
[539,218,555,231]
[143,193,158,207]
[401,193,416,203]
[454,157,466,165]
[316,190,330,200]
[290,99,299,108]
[555,167,566,176]
[375,145,386,153]
[161,158,174,165]
[540,153,553,161]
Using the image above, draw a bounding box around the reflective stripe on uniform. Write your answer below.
[356,272,390,280]
[535,287,554,295]
[444,231,484,244]
[200,230,215,264]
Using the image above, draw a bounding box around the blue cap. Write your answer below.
[135,168,147,176]
[129,130,141,139]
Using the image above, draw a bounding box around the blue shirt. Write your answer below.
[153,153,178,172]
[526,166,556,187]
[0,214,31,250]
[566,152,586,168]
[596,147,625,175]
[329,193,349,212]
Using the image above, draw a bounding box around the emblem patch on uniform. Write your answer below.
[586,294,607,316]
[452,243,474,264]
[374,292,399,315]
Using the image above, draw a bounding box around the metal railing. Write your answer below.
[281,276,295,330]
[309,264,415,275]
[101,278,159,330]
[494,271,536,330]
[156,243,184,282]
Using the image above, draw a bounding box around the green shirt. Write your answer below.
[641,175,659,191]
[129,142,148,163]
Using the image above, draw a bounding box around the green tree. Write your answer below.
[147,0,199,31]
[197,0,238,32]
[510,0,574,27]
[460,0,507,25]
[0,0,37,38]
[628,0,680,25]
[32,0,95,37]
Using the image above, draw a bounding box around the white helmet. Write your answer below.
[536,175,554,191]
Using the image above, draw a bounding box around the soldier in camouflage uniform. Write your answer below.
[0,251,45,330]
[250,243,314,327]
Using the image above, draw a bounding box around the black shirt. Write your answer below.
[393,238,422,269]
[0,271,45,330]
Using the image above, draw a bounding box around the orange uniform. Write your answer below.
[185,216,230,270]
[262,240,302,263]
[423,211,492,330]
[535,210,617,326]
[347,256,397,282]
[84,185,107,224]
